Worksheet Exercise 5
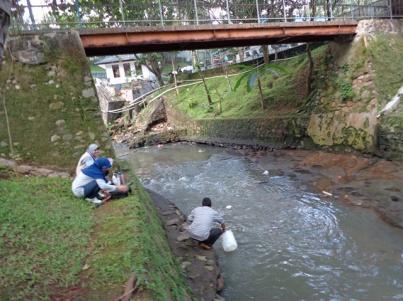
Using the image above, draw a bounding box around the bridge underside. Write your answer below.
[79,21,357,56]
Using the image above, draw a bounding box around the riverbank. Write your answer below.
[242,148,403,229]
[0,163,191,300]
[147,189,225,301]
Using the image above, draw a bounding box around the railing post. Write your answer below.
[74,0,81,28]
[255,0,260,23]
[226,0,231,23]
[26,0,36,30]
[329,0,333,20]
[282,0,287,21]
[307,0,311,21]
[158,0,164,26]
[193,0,199,25]
[389,0,393,19]
[119,0,125,26]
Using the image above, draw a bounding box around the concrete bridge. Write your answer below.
[79,21,358,56]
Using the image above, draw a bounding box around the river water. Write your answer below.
[119,143,403,301]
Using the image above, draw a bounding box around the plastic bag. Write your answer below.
[222,229,238,252]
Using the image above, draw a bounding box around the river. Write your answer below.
[118,143,403,301]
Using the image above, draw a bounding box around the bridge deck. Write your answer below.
[79,21,358,56]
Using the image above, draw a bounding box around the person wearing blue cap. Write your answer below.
[72,157,128,205]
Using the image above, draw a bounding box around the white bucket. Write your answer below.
[222,229,238,252]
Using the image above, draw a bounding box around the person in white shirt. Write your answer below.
[75,144,101,176]
[72,157,128,205]
[187,197,226,250]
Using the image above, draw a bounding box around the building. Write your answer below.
[94,54,156,86]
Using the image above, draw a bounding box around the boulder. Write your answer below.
[51,135,61,142]
[135,98,167,132]
[55,119,66,127]
[82,88,95,98]
[49,102,64,111]
[16,49,46,65]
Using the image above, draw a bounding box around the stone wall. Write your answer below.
[1,31,112,169]
[166,103,312,149]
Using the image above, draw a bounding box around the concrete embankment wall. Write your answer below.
[0,31,112,169]
[166,104,313,149]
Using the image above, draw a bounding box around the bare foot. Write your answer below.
[199,243,212,250]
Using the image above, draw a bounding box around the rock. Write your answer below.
[88,132,96,140]
[75,131,83,136]
[55,119,65,127]
[181,261,192,270]
[0,158,16,168]
[55,84,60,89]
[15,165,32,174]
[48,79,55,85]
[28,116,35,121]
[0,141,8,148]
[214,294,225,301]
[195,255,207,262]
[62,133,73,141]
[31,168,53,177]
[135,98,167,132]
[177,232,190,242]
[47,70,56,77]
[15,85,20,90]
[16,49,46,65]
[82,88,95,98]
[49,102,64,111]
[204,265,214,271]
[48,171,70,179]
[50,135,60,142]
[216,275,225,292]
[166,217,181,226]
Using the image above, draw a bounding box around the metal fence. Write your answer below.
[10,0,400,32]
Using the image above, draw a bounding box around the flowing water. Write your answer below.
[119,143,403,301]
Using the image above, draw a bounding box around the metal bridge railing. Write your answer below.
[10,0,399,33]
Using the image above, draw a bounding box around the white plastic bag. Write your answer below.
[222,230,238,252]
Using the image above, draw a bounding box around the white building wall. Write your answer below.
[98,61,137,85]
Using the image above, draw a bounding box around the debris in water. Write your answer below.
[226,205,232,209]
[263,170,269,175]
[198,149,204,153]
[322,191,333,196]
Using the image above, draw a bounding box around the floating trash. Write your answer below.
[226,205,232,209]
[263,170,269,175]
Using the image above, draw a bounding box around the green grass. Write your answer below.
[0,174,190,301]
[166,51,319,119]
[89,64,105,73]
[0,177,94,300]
[83,176,190,301]
[368,34,403,107]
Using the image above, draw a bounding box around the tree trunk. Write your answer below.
[257,78,265,110]
[238,47,245,62]
[26,0,36,27]
[195,52,213,106]
[306,43,314,94]
[262,45,269,64]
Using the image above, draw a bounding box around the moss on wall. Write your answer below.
[0,32,111,170]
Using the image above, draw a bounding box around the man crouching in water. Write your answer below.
[187,197,226,250]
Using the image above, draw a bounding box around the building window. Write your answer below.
[123,63,131,77]
[112,64,120,78]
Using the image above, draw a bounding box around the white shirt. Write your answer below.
[72,171,117,198]
[187,206,224,241]
[75,152,95,176]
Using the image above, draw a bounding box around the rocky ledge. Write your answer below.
[147,189,225,301]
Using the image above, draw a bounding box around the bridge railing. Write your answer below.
[10,0,398,32]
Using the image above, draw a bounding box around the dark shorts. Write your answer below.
[201,228,224,246]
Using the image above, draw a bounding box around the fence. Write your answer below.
[10,0,401,32]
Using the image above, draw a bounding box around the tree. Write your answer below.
[234,63,288,110]
[134,53,164,86]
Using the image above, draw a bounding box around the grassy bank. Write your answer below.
[165,48,326,119]
[0,173,189,301]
